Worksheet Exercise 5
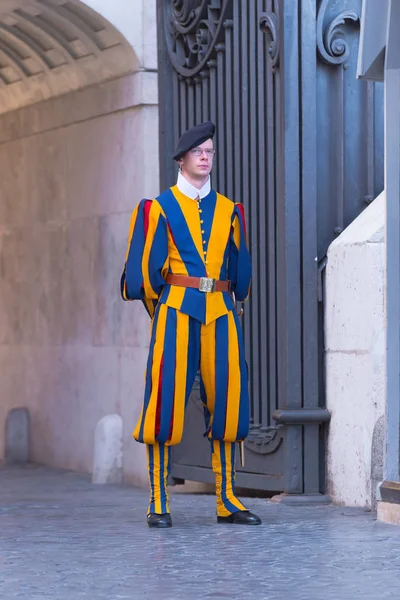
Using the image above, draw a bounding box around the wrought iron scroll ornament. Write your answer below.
[244,426,283,456]
[259,3,280,69]
[164,0,231,77]
[317,0,360,66]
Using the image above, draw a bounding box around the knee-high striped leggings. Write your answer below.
[146,441,247,517]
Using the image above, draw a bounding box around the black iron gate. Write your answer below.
[157,0,383,495]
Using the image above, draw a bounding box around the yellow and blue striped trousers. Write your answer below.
[133,303,250,446]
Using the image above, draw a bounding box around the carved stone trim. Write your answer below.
[0,0,121,85]
[316,0,360,66]
[164,0,231,77]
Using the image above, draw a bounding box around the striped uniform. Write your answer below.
[121,184,251,516]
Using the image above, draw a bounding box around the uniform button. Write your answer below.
[205,261,208,265]
[203,240,206,245]
[199,209,203,213]
[203,250,207,255]
[200,220,204,224]
[201,230,205,234]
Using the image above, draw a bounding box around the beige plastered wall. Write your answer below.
[0,68,159,488]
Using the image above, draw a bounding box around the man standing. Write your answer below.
[121,122,261,528]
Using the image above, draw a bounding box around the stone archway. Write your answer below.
[0,0,141,114]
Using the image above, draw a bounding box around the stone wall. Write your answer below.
[0,72,158,487]
[325,192,385,508]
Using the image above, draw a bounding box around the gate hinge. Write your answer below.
[317,256,327,303]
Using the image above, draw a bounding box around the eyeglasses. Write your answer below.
[190,148,216,157]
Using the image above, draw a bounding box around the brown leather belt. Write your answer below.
[166,274,231,293]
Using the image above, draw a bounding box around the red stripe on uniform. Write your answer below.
[143,199,152,238]
[168,223,177,247]
[236,204,247,239]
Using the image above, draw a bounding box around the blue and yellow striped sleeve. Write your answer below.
[228,203,252,302]
[120,199,169,318]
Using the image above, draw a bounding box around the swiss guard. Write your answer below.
[121,121,262,528]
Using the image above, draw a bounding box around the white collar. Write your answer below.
[177,172,211,200]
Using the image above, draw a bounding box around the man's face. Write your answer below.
[180,139,215,180]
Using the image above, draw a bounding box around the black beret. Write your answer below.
[173,121,215,161]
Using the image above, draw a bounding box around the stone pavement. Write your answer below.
[1,465,400,600]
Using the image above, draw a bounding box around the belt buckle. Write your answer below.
[199,277,216,293]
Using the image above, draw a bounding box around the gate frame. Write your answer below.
[156,0,382,500]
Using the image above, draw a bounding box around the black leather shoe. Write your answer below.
[147,513,172,528]
[217,510,262,525]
